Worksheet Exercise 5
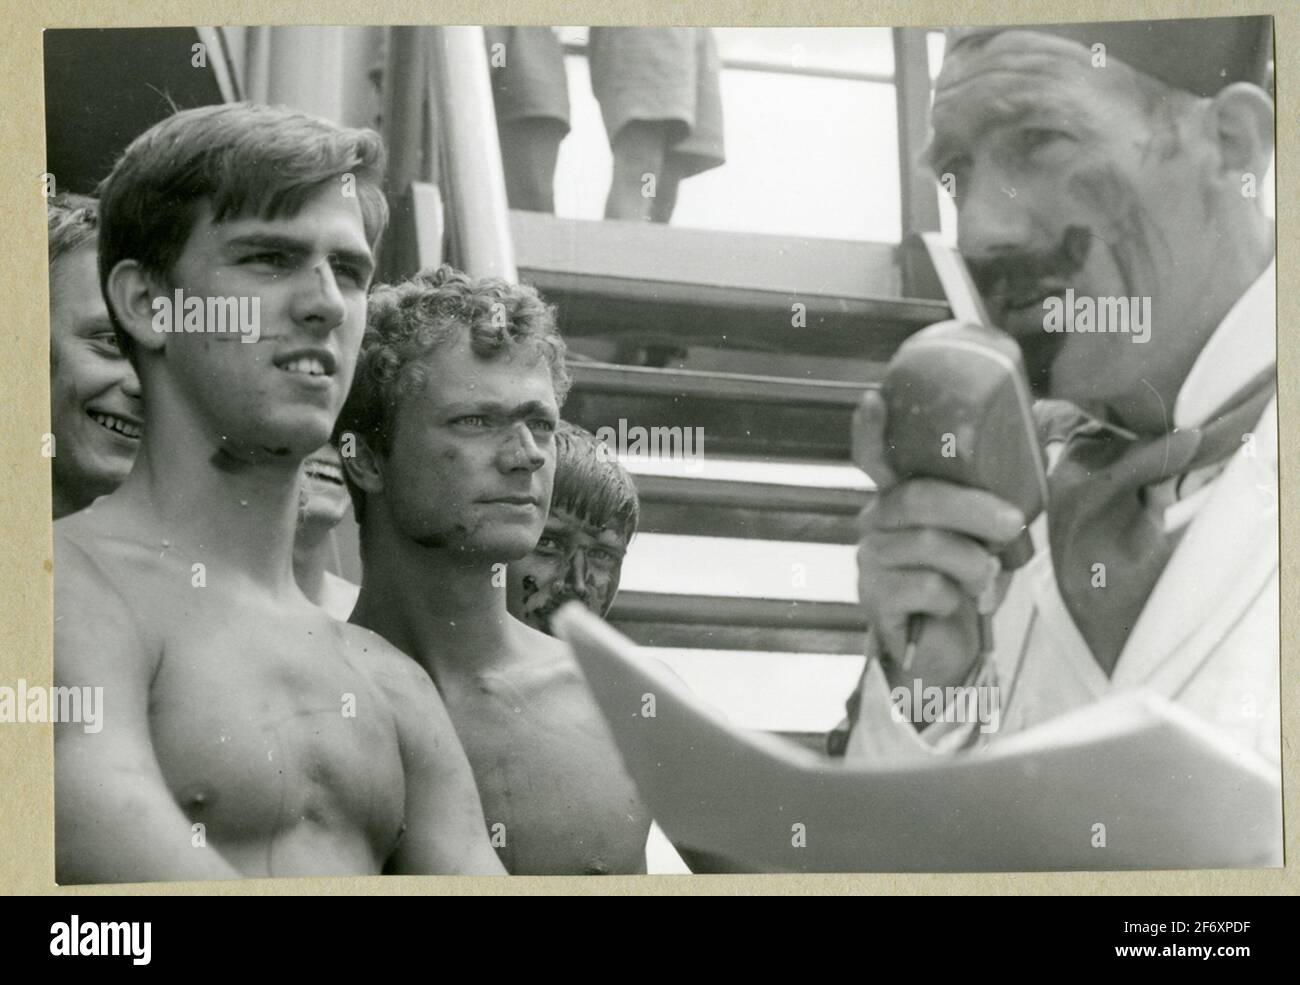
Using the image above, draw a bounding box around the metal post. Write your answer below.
[892,28,942,298]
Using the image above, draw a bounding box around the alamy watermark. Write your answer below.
[1042,290,1151,343]
[50,916,151,965]
[889,680,1001,734]
[594,418,705,473]
[152,289,261,343]
[1,679,103,733]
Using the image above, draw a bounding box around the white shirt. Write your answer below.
[847,260,1279,766]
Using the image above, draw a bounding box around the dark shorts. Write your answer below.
[587,27,726,177]
[483,26,571,133]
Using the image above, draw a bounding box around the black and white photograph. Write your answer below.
[37,15,1279,884]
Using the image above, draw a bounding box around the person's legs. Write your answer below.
[486,26,569,213]
[650,153,684,223]
[498,117,567,213]
[605,120,681,222]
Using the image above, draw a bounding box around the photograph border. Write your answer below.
[3,0,1294,895]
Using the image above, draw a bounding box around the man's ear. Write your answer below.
[104,259,167,358]
[338,430,386,500]
[1209,82,1274,184]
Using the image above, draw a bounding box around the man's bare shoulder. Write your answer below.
[503,616,692,704]
[507,616,688,689]
[338,620,442,712]
[54,502,109,559]
[56,505,149,605]
[55,498,167,585]
[338,620,484,820]
[502,619,586,689]
[54,504,163,680]
[451,619,614,725]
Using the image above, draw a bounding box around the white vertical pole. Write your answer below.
[428,25,518,281]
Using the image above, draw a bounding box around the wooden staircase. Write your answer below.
[511,210,951,740]
[382,180,953,739]
[563,363,875,655]
[374,26,951,742]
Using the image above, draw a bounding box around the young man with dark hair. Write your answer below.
[505,420,639,635]
[48,193,142,518]
[55,103,503,882]
[340,264,651,875]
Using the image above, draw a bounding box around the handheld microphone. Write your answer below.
[878,236,1049,668]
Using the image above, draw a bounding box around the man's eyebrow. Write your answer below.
[447,399,558,419]
[559,516,628,546]
[223,233,310,255]
[223,233,374,272]
[591,533,629,553]
[923,106,1039,173]
[333,248,375,274]
[923,92,1090,171]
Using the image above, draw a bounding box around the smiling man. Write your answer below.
[48,193,142,518]
[54,103,503,882]
[340,265,651,874]
[505,420,638,635]
[846,18,1278,775]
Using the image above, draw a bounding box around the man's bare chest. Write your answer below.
[445,676,649,874]
[142,587,406,851]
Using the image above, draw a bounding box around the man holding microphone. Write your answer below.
[844,18,1278,767]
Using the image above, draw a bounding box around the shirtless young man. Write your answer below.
[54,103,503,883]
[339,265,651,875]
[48,194,349,629]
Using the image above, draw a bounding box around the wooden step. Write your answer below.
[565,362,877,460]
[634,472,870,544]
[608,591,867,655]
[513,209,951,362]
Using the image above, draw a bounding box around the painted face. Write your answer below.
[297,441,351,531]
[151,186,373,467]
[929,31,1216,405]
[50,243,142,515]
[378,335,558,561]
[506,505,629,634]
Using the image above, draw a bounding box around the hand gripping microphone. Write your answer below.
[878,235,1049,668]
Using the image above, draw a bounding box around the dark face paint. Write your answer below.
[1065,163,1166,307]
[965,225,1093,395]
[966,165,1171,399]
[506,506,628,636]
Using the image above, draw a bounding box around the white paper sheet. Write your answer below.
[554,605,1282,872]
